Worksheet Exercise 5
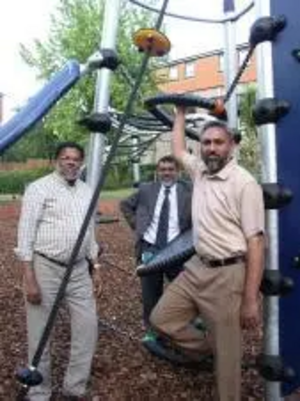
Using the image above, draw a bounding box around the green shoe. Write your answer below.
[193,317,207,332]
[141,331,158,343]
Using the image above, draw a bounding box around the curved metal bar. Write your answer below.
[144,92,228,141]
[145,93,217,110]
[129,0,254,24]
[136,230,195,276]
[146,104,200,141]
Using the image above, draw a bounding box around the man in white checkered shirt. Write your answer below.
[15,142,100,401]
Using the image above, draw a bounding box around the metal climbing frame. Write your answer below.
[254,0,300,399]
[86,0,122,190]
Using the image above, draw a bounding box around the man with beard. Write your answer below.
[120,155,192,343]
[15,142,99,401]
[149,109,265,401]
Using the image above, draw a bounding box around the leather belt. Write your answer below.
[199,255,246,268]
[35,252,68,267]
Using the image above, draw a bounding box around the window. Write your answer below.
[185,61,195,78]
[219,54,225,72]
[169,66,178,80]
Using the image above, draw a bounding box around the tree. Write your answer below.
[20,0,162,145]
[238,85,261,179]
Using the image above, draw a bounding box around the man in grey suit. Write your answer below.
[120,155,192,342]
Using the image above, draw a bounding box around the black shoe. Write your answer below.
[61,395,90,400]
[142,336,213,370]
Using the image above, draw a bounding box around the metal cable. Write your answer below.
[16,1,170,398]
[130,133,161,160]
[118,64,144,103]
[129,0,254,24]
[223,45,254,104]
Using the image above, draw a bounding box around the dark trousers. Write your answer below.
[139,240,184,326]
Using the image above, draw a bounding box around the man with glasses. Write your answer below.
[120,155,192,344]
[15,142,99,401]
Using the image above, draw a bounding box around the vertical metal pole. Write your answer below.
[223,0,238,129]
[255,0,281,399]
[132,135,141,185]
[0,92,3,124]
[86,0,122,190]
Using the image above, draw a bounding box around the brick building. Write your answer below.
[156,43,256,97]
[143,43,257,164]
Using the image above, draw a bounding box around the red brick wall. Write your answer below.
[0,159,51,171]
[156,52,256,94]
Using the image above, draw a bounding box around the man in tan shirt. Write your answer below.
[150,107,265,401]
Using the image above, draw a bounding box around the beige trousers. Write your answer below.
[26,254,98,401]
[150,254,245,401]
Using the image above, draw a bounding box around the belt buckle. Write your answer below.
[206,258,219,268]
[201,256,210,266]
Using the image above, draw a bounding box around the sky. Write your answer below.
[0,0,254,121]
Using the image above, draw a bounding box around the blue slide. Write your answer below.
[0,60,81,153]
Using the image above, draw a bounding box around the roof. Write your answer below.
[154,42,249,69]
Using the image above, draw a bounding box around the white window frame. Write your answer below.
[169,66,178,80]
[185,61,195,78]
[219,53,225,72]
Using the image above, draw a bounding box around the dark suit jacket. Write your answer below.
[120,180,192,259]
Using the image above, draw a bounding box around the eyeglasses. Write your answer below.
[58,156,82,163]
[158,167,177,172]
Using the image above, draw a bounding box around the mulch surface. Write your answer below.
[0,200,264,400]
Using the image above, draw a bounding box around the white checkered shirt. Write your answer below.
[15,172,98,263]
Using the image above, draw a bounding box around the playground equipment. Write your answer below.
[255,0,300,398]
[134,1,300,400]
[0,0,298,400]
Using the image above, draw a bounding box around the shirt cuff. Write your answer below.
[14,247,33,262]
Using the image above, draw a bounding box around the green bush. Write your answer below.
[103,163,156,190]
[0,167,53,194]
[0,163,157,194]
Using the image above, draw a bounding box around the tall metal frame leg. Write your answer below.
[255,0,281,399]
[87,0,122,189]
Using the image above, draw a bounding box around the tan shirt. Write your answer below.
[182,152,264,259]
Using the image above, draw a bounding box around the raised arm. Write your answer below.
[172,106,188,162]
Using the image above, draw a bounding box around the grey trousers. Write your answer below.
[26,254,98,401]
[139,240,184,326]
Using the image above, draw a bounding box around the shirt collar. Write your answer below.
[52,171,79,188]
[161,182,176,191]
[201,157,237,180]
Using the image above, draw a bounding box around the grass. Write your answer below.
[99,188,134,200]
[0,194,20,203]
